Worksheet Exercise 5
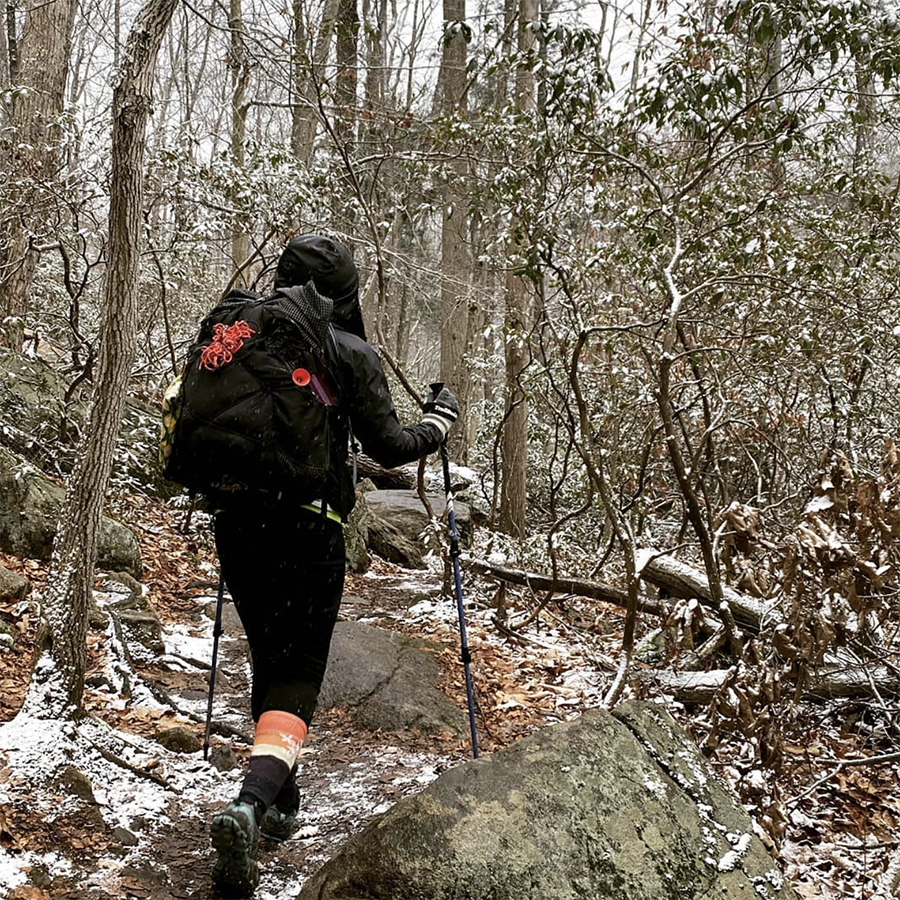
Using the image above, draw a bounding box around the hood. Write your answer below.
[274,234,367,340]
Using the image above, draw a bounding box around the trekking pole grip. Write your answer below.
[427,381,444,409]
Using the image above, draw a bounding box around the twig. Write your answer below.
[88,740,172,789]
[788,749,900,810]
[492,615,564,651]
[416,456,435,519]
[218,227,278,298]
[107,608,250,743]
[507,591,556,632]
[694,626,727,663]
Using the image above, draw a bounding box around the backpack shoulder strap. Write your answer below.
[326,324,359,487]
[201,292,267,330]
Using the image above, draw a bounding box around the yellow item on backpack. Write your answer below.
[158,375,184,466]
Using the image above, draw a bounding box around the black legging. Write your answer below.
[214,502,345,725]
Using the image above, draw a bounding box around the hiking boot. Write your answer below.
[260,805,296,842]
[260,767,299,842]
[210,800,260,898]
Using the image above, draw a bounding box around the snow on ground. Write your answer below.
[1,535,890,898]
[0,571,458,899]
[0,546,575,897]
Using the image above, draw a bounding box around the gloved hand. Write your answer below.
[421,383,459,440]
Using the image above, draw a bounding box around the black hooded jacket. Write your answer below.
[273,234,444,518]
[325,328,442,516]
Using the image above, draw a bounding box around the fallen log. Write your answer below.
[352,454,415,489]
[470,557,898,702]
[467,553,773,631]
[465,559,665,618]
[641,668,733,704]
[639,552,778,632]
[644,663,900,704]
[470,556,896,703]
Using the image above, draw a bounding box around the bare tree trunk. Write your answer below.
[854,51,875,173]
[335,0,359,146]
[0,4,9,89]
[290,0,312,160]
[4,0,17,84]
[440,191,469,462]
[113,0,120,66]
[0,0,77,349]
[362,0,386,131]
[438,0,469,462]
[291,0,339,164]
[498,0,537,538]
[396,283,410,367]
[764,33,785,186]
[629,0,652,98]
[657,237,743,659]
[183,0,216,128]
[402,0,422,111]
[20,0,178,720]
[499,271,529,536]
[228,0,251,278]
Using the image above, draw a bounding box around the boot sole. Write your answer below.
[211,811,260,898]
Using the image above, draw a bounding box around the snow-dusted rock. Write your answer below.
[300,701,796,900]
[367,489,472,546]
[318,621,467,736]
[152,726,202,754]
[344,482,375,574]
[0,446,142,577]
[0,347,168,493]
[360,488,473,569]
[0,563,29,602]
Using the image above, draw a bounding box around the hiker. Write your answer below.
[207,234,459,896]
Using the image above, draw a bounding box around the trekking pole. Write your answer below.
[203,571,226,761]
[432,400,479,758]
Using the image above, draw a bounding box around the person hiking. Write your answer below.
[207,233,459,897]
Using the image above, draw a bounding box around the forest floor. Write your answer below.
[0,493,896,899]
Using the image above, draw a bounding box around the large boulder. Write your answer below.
[318,621,466,736]
[0,347,168,493]
[0,347,82,474]
[367,489,472,544]
[343,481,377,574]
[0,448,142,577]
[300,701,796,900]
[363,489,472,569]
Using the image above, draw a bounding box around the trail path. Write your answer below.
[0,562,483,900]
[0,496,892,899]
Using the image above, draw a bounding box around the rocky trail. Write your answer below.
[0,495,897,898]
[0,496,553,900]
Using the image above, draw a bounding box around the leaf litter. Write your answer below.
[0,494,898,898]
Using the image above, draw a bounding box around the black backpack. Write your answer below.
[161,283,346,509]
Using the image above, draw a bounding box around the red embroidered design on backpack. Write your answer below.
[199,321,255,371]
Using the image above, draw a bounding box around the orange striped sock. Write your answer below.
[238,712,308,821]
[251,711,308,767]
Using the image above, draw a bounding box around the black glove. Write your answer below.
[422,383,459,439]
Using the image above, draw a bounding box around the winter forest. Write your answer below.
[3,0,900,896]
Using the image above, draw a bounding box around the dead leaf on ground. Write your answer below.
[9,886,50,900]
[0,805,19,848]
